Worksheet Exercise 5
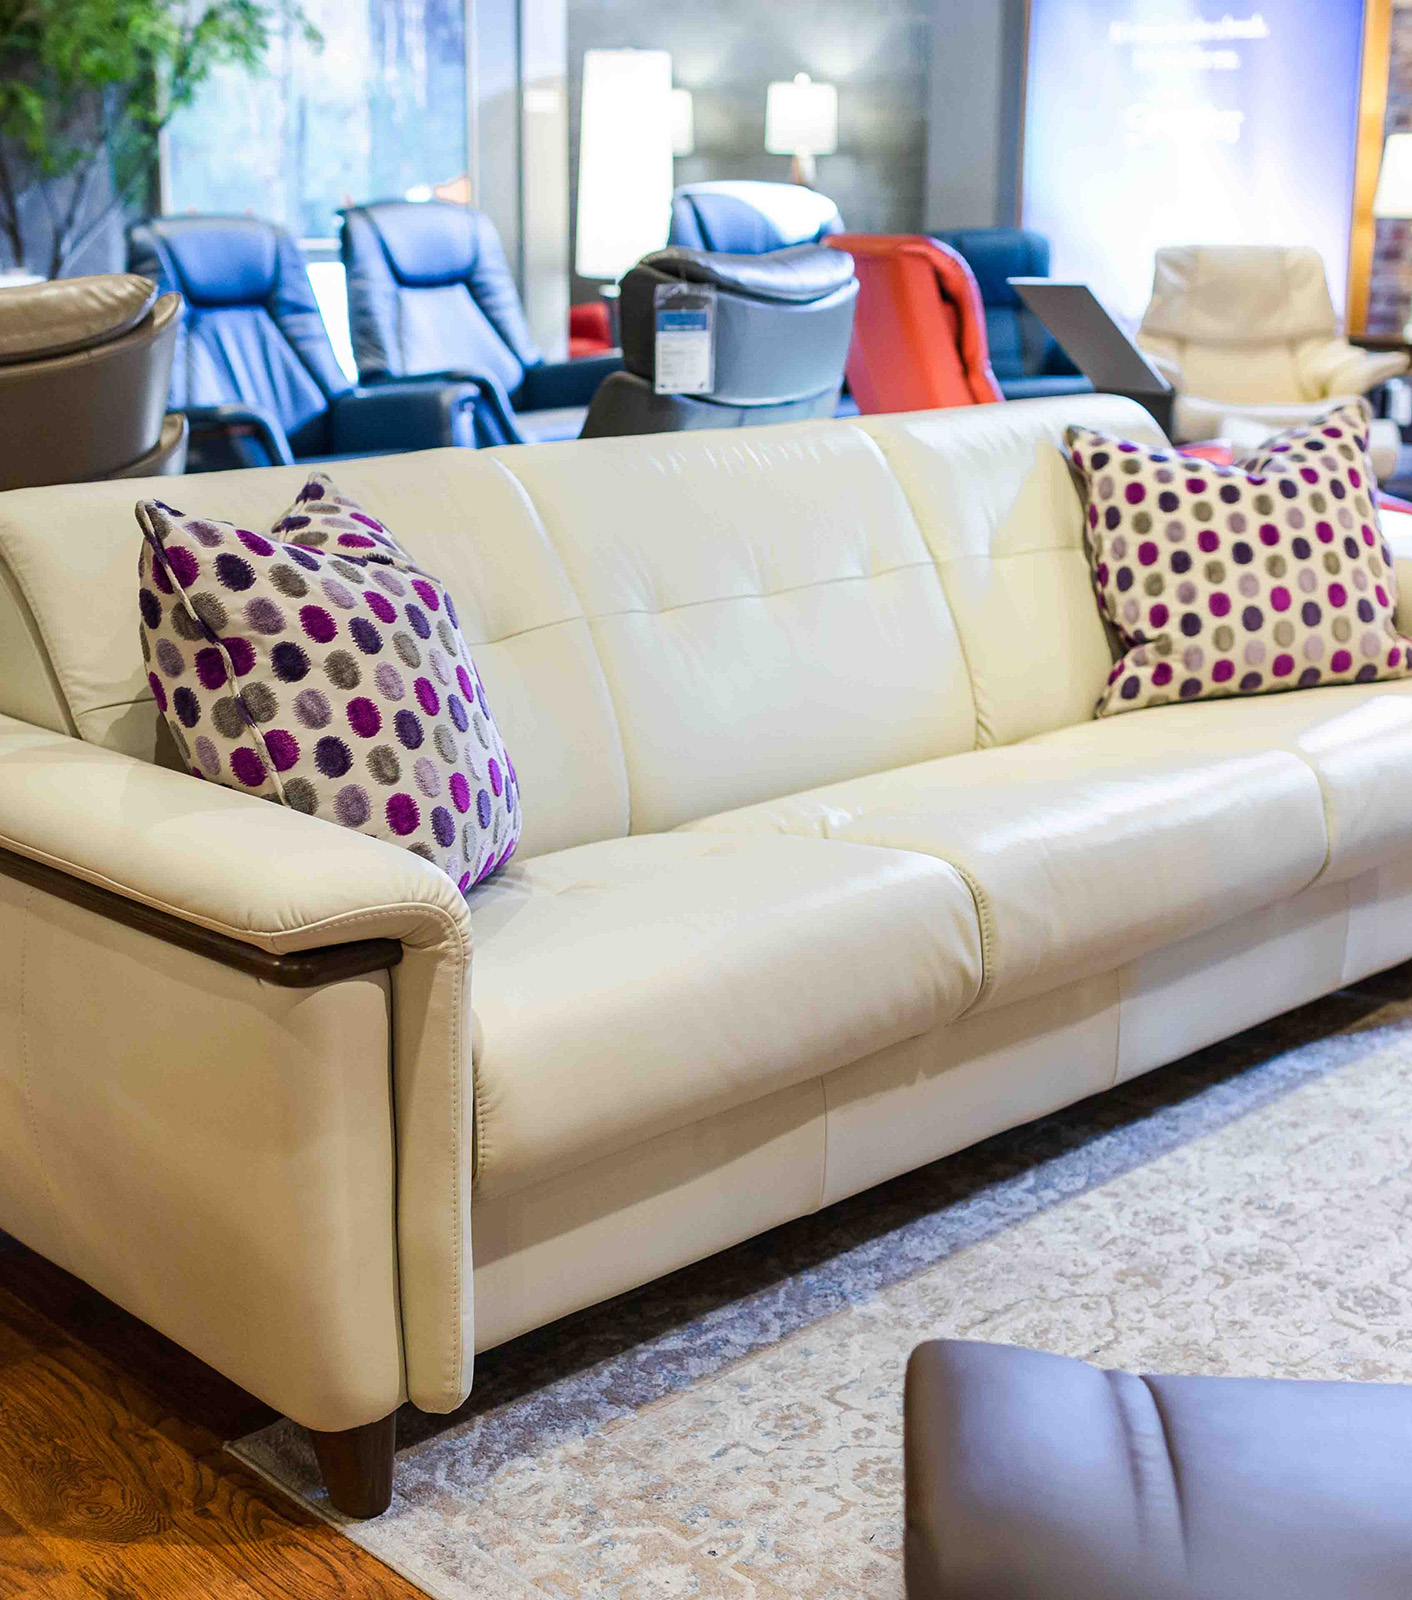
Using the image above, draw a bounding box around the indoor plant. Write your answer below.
[0,0,317,280]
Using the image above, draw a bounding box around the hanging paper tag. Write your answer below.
[654,281,716,395]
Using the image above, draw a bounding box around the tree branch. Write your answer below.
[0,141,25,269]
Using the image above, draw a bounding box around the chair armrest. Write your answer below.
[357,370,528,446]
[184,404,295,467]
[327,381,482,454]
[1299,340,1410,399]
[518,353,623,412]
[0,714,475,1415]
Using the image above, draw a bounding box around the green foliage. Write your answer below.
[0,0,319,276]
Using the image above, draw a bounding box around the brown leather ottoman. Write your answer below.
[904,1340,1412,1600]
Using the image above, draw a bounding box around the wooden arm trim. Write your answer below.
[0,843,402,988]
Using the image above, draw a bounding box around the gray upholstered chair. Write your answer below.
[581,244,858,437]
[0,274,186,489]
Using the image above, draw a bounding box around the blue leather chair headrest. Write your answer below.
[353,199,497,288]
[668,182,843,255]
[139,216,282,306]
[931,228,1050,311]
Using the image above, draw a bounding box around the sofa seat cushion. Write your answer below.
[680,743,1326,1013]
[1030,679,1412,886]
[465,831,983,1199]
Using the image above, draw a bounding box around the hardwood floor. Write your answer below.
[0,1233,425,1597]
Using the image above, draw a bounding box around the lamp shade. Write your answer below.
[1374,132,1412,219]
[575,48,674,281]
[671,88,695,158]
[765,74,837,156]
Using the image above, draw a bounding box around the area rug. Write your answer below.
[231,972,1412,1599]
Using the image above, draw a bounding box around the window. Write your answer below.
[164,0,470,375]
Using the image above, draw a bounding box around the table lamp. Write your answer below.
[765,73,837,186]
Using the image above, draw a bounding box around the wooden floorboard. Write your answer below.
[0,1235,426,1598]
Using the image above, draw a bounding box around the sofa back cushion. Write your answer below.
[0,450,629,860]
[859,395,1166,747]
[497,421,978,833]
[0,393,1167,847]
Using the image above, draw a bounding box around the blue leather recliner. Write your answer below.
[668,181,843,255]
[128,216,483,471]
[929,227,1090,402]
[341,200,621,446]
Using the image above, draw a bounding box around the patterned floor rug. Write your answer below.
[232,966,1412,1599]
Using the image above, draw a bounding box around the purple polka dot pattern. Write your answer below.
[1067,402,1412,718]
[135,476,521,890]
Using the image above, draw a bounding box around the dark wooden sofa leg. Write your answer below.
[308,1412,397,1518]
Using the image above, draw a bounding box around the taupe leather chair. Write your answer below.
[0,274,186,490]
[905,1340,1412,1600]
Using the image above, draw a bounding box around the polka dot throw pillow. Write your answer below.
[1240,398,1378,482]
[136,478,521,893]
[1068,411,1411,718]
[268,471,418,566]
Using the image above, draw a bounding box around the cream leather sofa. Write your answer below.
[5,393,1412,1514]
[1136,245,1408,475]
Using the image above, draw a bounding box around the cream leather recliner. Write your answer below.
[7,397,1412,1518]
[1136,245,1408,475]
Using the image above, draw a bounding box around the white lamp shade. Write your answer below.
[765,74,837,156]
[575,48,674,281]
[1375,132,1412,219]
[671,88,695,158]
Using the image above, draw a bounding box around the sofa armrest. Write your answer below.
[184,403,295,467]
[328,381,481,454]
[518,353,622,412]
[0,715,470,962]
[0,716,476,1416]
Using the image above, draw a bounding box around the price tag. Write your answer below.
[654,282,716,395]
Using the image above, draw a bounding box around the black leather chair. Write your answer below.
[668,181,843,254]
[341,200,621,446]
[581,245,858,438]
[0,273,187,488]
[929,228,1089,402]
[128,216,482,471]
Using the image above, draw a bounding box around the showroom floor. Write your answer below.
[0,1234,418,1597]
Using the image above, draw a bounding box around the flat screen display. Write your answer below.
[1021,2,1366,325]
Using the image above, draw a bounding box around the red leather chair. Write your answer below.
[828,234,1003,414]
[569,299,614,359]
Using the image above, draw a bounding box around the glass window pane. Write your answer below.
[165,0,468,242]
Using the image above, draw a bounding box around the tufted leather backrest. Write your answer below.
[341,201,541,399]
[128,216,350,453]
[931,228,1075,383]
[0,452,629,859]
[0,394,1166,852]
[668,181,843,254]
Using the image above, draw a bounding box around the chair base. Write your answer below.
[307,1412,397,1519]
[104,411,189,479]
